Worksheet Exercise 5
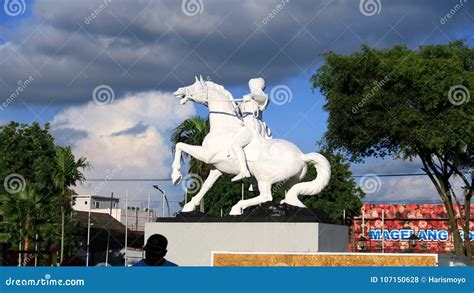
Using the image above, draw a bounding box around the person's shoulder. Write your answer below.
[163,259,178,266]
[132,259,147,266]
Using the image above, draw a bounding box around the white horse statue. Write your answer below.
[172,76,331,215]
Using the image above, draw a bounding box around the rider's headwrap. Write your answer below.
[248,78,269,112]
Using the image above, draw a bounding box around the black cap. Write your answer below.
[144,234,168,253]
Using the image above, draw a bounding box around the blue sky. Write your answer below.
[1,0,472,213]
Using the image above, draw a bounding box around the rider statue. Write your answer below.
[231,77,271,182]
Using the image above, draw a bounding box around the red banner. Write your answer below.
[350,204,474,253]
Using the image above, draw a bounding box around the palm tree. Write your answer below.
[2,185,45,264]
[52,146,89,264]
[171,116,210,211]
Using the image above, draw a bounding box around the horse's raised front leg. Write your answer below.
[182,169,222,212]
[172,142,210,185]
[230,182,272,215]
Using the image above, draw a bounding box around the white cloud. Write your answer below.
[51,91,195,209]
[354,157,467,203]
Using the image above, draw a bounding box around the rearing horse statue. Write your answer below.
[172,76,331,215]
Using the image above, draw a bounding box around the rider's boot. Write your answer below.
[231,148,251,182]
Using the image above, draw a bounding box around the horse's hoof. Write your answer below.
[182,202,195,212]
[171,170,182,185]
[229,206,243,216]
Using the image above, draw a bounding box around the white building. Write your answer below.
[73,195,119,211]
[73,195,156,231]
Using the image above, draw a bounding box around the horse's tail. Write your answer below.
[282,153,331,208]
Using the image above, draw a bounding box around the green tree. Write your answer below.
[52,146,89,264]
[301,152,364,224]
[0,122,58,257]
[200,173,247,216]
[311,41,473,256]
[171,116,210,212]
[0,122,56,196]
[0,122,87,265]
[1,185,46,261]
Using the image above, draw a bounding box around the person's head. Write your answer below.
[248,77,266,92]
[143,234,168,266]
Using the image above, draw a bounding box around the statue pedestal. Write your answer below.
[145,209,348,266]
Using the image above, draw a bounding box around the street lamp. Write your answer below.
[153,184,170,218]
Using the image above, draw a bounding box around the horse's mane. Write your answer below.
[206,81,234,101]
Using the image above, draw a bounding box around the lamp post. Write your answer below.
[153,185,169,218]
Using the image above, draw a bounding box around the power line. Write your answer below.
[352,173,427,178]
[84,173,431,181]
[363,200,445,204]
[84,179,172,182]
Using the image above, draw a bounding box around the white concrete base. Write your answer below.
[145,222,348,266]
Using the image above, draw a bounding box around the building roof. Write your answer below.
[75,211,143,249]
[74,195,120,202]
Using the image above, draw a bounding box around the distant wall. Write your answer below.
[145,222,348,266]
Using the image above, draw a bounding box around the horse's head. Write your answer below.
[174,75,208,105]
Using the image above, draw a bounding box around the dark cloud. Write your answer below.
[0,0,472,105]
[111,121,148,136]
[351,157,424,175]
[50,127,89,147]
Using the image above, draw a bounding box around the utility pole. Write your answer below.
[124,190,128,266]
[135,208,138,231]
[381,209,385,253]
[105,192,113,266]
[34,233,38,267]
[86,195,92,266]
[362,208,365,235]
[147,192,151,223]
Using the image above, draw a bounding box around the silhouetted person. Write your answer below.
[133,234,177,266]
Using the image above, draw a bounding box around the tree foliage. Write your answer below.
[171,116,210,176]
[52,146,89,263]
[311,40,473,256]
[0,122,87,264]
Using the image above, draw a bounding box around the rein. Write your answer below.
[185,82,243,119]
